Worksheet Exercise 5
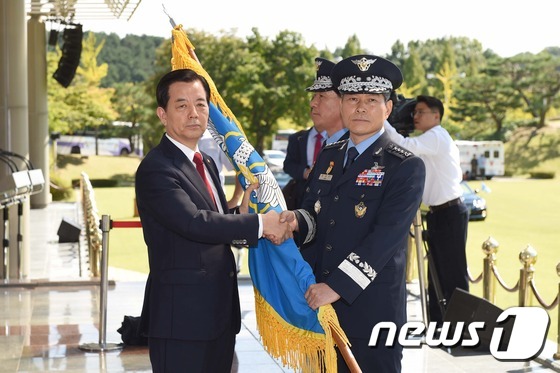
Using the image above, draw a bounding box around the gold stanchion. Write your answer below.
[554,263,560,360]
[518,245,537,307]
[482,237,498,303]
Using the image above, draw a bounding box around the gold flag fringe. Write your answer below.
[169,24,351,372]
[254,287,350,373]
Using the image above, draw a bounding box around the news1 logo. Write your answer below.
[368,307,550,361]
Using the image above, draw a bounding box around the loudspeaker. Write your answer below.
[53,24,83,88]
[48,29,59,47]
[57,217,82,243]
[443,288,514,351]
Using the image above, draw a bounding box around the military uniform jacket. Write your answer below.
[135,134,259,341]
[295,132,425,338]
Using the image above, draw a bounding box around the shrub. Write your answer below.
[528,170,555,179]
[49,174,74,201]
[89,179,119,187]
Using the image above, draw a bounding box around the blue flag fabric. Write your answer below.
[170,25,349,372]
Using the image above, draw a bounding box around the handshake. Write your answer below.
[262,210,298,245]
[239,183,299,245]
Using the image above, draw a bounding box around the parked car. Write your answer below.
[263,150,286,169]
[270,167,291,189]
[461,181,487,221]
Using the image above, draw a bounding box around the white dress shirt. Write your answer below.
[384,122,463,206]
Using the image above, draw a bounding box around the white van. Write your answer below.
[455,140,504,180]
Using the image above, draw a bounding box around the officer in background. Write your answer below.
[281,55,426,372]
[282,58,332,209]
[306,57,348,145]
[384,95,470,325]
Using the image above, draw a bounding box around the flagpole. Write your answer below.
[332,330,362,373]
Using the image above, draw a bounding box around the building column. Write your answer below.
[0,0,30,280]
[28,14,50,209]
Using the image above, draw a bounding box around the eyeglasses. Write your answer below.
[411,110,436,117]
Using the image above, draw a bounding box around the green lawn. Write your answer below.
[464,178,559,341]
[59,137,558,340]
[92,177,560,340]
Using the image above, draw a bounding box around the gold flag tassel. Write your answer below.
[254,287,351,373]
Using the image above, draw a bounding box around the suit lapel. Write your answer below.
[160,135,219,211]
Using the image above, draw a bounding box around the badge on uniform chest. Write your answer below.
[355,201,367,218]
[314,199,321,214]
[356,163,385,187]
[318,161,335,181]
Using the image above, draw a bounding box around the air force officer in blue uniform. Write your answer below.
[281,55,426,372]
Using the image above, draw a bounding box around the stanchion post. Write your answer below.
[482,237,498,303]
[412,209,429,327]
[2,207,9,280]
[79,214,123,352]
[554,262,560,360]
[518,245,537,307]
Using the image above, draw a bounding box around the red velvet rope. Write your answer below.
[111,221,142,228]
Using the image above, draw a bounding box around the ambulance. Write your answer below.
[455,140,505,180]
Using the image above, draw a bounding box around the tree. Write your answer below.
[213,29,316,152]
[97,32,166,86]
[503,52,560,128]
[111,82,153,153]
[401,47,426,97]
[336,34,366,58]
[135,38,173,151]
[434,40,459,116]
[47,32,118,152]
[451,58,522,138]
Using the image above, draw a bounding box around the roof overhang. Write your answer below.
[26,0,143,22]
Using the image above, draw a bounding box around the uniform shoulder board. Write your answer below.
[386,142,414,159]
[323,139,347,150]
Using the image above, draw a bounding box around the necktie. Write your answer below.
[193,152,217,208]
[343,147,359,173]
[313,133,323,163]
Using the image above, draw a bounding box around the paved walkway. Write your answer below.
[0,201,558,372]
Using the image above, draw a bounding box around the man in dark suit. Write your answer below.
[135,69,290,373]
[281,55,426,372]
[282,58,336,209]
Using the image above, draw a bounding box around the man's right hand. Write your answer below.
[262,210,292,245]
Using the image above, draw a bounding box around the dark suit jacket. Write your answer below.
[295,132,426,339]
[135,134,259,341]
[282,128,312,208]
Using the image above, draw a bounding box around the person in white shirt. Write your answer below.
[384,95,469,325]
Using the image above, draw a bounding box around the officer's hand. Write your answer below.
[279,210,298,232]
[304,283,340,310]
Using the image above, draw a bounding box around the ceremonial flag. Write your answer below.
[168,24,351,372]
